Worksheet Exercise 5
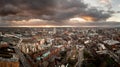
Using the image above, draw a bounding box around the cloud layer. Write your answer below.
[0,0,115,26]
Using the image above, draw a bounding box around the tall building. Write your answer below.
[0,47,19,67]
[53,28,56,34]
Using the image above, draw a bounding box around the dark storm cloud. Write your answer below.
[0,4,20,16]
[80,8,111,21]
[0,0,112,22]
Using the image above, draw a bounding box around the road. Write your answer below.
[99,40,120,64]
[14,36,31,67]
[108,50,120,64]
[75,46,84,67]
[14,47,31,67]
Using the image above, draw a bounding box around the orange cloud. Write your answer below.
[81,16,95,22]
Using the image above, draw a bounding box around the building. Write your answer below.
[0,47,19,67]
[0,59,19,67]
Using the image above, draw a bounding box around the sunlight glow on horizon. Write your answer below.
[69,17,86,23]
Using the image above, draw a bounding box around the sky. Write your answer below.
[0,0,120,27]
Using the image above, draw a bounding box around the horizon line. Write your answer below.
[0,25,119,28]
